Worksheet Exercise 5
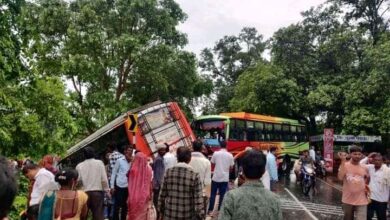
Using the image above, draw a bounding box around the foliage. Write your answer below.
[269,4,351,133]
[0,76,78,156]
[199,27,266,113]
[0,0,23,79]
[226,2,390,137]
[334,0,390,45]
[9,172,29,220]
[0,0,389,165]
[342,36,390,134]
[230,63,300,117]
[3,0,389,217]
[0,0,77,156]
[1,0,212,158]
[22,0,212,135]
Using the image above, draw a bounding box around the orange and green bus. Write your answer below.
[192,112,309,161]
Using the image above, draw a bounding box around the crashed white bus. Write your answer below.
[60,101,195,167]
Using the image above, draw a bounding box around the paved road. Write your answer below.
[207,173,345,220]
[278,173,344,220]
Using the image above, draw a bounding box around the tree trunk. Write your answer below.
[309,115,317,135]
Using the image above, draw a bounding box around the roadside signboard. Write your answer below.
[323,128,334,173]
[309,134,381,143]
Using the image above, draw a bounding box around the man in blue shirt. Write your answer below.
[266,147,278,191]
[152,143,166,217]
[110,145,133,220]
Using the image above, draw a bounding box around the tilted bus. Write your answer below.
[60,101,195,167]
[192,112,309,162]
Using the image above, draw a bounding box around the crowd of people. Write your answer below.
[292,145,390,220]
[0,140,283,220]
[338,145,390,220]
[1,142,389,220]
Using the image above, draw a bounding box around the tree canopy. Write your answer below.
[199,27,266,113]
[0,0,389,157]
[202,2,390,137]
[1,0,212,157]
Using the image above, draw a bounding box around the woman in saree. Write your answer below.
[127,152,155,220]
[38,168,88,220]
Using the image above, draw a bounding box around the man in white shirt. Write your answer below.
[110,145,133,220]
[360,153,390,220]
[189,140,212,214]
[76,147,110,220]
[22,162,56,220]
[163,143,177,169]
[190,141,212,193]
[309,146,316,161]
[266,147,278,191]
[207,141,234,216]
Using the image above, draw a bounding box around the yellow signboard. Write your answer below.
[128,114,138,132]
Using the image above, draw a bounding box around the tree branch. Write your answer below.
[116,60,125,101]
[376,0,385,11]
[71,76,83,105]
[380,7,389,18]
[115,57,134,101]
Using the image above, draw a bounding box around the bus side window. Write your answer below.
[231,131,239,140]
[236,120,246,141]
[242,130,247,141]
[296,126,301,141]
[264,123,273,141]
[282,124,291,141]
[229,119,238,140]
[274,124,282,141]
[255,122,264,141]
[291,125,298,142]
[246,121,256,141]
[301,126,308,141]
[297,126,306,141]
[229,119,247,141]
[247,130,256,141]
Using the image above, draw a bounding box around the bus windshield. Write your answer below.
[192,117,228,148]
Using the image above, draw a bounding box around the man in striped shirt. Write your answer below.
[158,146,204,220]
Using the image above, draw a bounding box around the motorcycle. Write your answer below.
[301,164,315,196]
[280,159,291,179]
[278,154,292,179]
[315,159,326,178]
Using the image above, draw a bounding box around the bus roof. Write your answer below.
[195,115,230,121]
[64,100,162,157]
[220,112,303,125]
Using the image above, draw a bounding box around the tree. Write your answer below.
[7,77,78,156]
[342,36,390,135]
[199,27,266,113]
[0,0,24,80]
[229,63,300,117]
[335,0,390,45]
[1,0,24,151]
[22,0,211,134]
[270,4,369,134]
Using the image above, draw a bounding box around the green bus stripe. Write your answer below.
[283,142,309,149]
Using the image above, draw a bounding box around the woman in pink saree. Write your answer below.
[128,152,156,220]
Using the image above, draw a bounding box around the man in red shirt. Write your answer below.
[338,145,369,220]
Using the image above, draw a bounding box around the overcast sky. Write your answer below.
[176,0,326,56]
